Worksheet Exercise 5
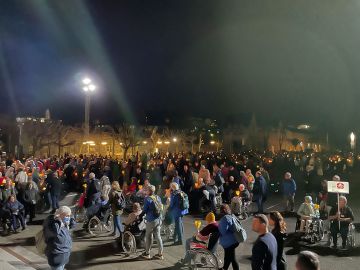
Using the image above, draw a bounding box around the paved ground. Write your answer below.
[2,173,360,269]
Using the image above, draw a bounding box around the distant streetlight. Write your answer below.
[350,132,356,151]
[164,141,170,145]
[81,76,96,139]
[172,137,177,142]
[210,141,215,145]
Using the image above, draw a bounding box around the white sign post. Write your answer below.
[327,181,350,230]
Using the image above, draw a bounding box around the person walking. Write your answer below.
[141,185,164,260]
[269,211,287,270]
[282,172,296,213]
[46,170,62,213]
[108,181,124,238]
[44,206,75,270]
[85,173,101,207]
[252,171,267,214]
[169,182,188,245]
[218,204,240,270]
[251,214,277,270]
[22,182,38,224]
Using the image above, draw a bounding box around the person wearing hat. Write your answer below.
[182,212,219,264]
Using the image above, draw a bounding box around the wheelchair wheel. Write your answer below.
[215,246,224,269]
[190,249,219,270]
[74,206,86,223]
[317,219,325,241]
[162,223,174,241]
[88,216,102,236]
[199,197,212,214]
[348,224,356,248]
[103,214,114,233]
[122,231,137,254]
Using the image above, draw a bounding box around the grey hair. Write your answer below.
[339,195,347,204]
[170,182,179,191]
[149,185,156,193]
[55,206,71,217]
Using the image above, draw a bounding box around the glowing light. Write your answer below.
[143,141,147,144]
[101,142,108,145]
[89,84,96,91]
[83,86,89,92]
[164,141,170,145]
[89,143,96,146]
[173,138,177,142]
[210,141,215,145]
[157,141,163,145]
[82,78,91,85]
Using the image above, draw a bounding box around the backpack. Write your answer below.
[150,195,163,217]
[116,192,126,210]
[35,229,47,254]
[231,214,247,243]
[177,191,189,211]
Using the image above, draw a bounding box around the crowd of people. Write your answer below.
[1,150,353,269]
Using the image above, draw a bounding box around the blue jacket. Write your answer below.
[169,191,188,218]
[4,200,24,213]
[253,176,267,202]
[44,215,75,256]
[143,195,162,222]
[282,179,296,196]
[219,214,238,248]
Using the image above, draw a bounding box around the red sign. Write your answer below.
[336,183,345,189]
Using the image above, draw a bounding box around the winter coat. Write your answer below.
[169,190,188,218]
[22,188,38,204]
[43,215,75,267]
[282,179,296,196]
[219,214,238,248]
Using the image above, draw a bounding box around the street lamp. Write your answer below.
[82,77,96,139]
[350,132,356,151]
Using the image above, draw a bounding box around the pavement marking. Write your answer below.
[266,203,281,210]
[0,246,46,270]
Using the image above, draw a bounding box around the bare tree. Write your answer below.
[147,126,162,152]
[53,125,77,156]
[115,123,143,159]
[23,120,62,156]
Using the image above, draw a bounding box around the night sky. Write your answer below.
[1,0,360,138]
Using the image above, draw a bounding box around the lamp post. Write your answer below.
[82,77,96,139]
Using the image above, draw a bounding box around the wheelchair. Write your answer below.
[0,209,24,234]
[121,218,146,254]
[87,208,114,236]
[231,197,250,220]
[185,234,224,270]
[199,188,222,214]
[295,215,325,244]
[161,210,175,242]
[327,222,358,249]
